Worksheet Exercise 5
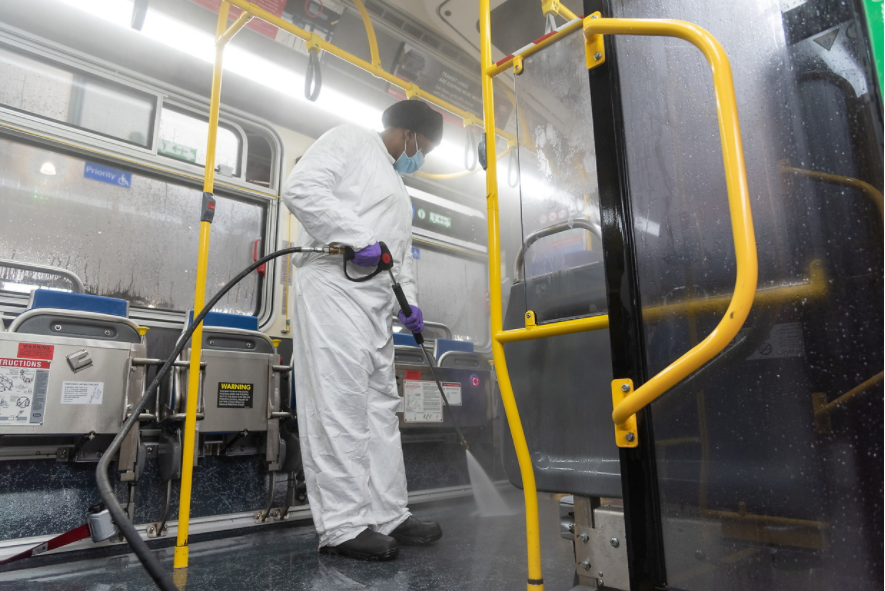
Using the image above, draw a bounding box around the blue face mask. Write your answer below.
[393,135,424,174]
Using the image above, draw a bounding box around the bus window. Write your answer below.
[245,130,273,188]
[0,136,264,315]
[158,107,241,176]
[412,246,491,351]
[0,45,155,148]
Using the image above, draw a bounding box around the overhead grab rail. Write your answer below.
[480,5,758,588]
[0,259,85,293]
[221,0,517,144]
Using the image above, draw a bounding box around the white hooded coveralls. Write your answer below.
[282,124,417,548]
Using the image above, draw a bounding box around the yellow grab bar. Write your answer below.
[779,163,884,221]
[479,0,544,587]
[221,0,516,145]
[352,0,381,69]
[815,371,884,418]
[174,3,244,570]
[581,18,759,438]
[542,0,579,23]
[485,17,584,78]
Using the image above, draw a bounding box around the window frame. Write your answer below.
[0,26,285,330]
[0,25,284,196]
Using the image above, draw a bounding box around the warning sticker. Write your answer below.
[403,380,462,423]
[218,382,253,408]
[441,382,462,406]
[0,358,50,425]
[61,382,104,405]
[17,343,54,360]
[746,322,806,361]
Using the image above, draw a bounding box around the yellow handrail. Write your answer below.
[481,10,758,586]
[815,371,884,418]
[497,314,609,343]
[174,3,247,570]
[221,0,517,145]
[779,163,884,221]
[352,0,381,69]
[580,18,758,436]
[479,1,544,588]
[485,17,584,78]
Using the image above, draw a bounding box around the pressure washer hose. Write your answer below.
[95,246,336,591]
[96,242,467,589]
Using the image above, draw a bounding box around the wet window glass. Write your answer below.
[0,137,265,314]
[411,246,490,351]
[245,130,273,188]
[611,0,883,588]
[512,30,607,323]
[0,45,155,147]
[158,107,241,176]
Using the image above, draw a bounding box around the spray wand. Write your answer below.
[344,242,470,451]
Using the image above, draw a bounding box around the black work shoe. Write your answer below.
[389,516,443,545]
[320,529,399,561]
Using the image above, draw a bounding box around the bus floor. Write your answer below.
[0,487,577,590]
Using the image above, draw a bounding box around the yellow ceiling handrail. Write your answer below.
[485,17,584,79]
[581,18,758,446]
[221,0,517,143]
[351,0,381,69]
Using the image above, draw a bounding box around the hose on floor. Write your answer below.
[95,246,327,591]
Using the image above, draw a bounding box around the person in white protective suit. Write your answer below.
[282,100,444,561]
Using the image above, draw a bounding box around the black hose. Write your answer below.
[96,247,310,591]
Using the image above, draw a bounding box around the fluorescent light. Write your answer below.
[57,0,471,170]
[39,162,57,175]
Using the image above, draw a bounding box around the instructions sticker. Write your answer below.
[403,380,462,423]
[62,382,104,405]
[0,358,50,425]
[746,322,806,361]
[218,382,253,408]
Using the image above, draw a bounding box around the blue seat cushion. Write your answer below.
[29,289,128,318]
[436,338,474,358]
[188,310,258,332]
[393,333,419,347]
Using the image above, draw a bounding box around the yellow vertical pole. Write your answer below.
[479,1,544,589]
[174,1,230,570]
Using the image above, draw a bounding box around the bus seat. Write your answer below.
[1,289,147,479]
[10,289,140,343]
[170,310,288,470]
[438,351,486,370]
[393,333,419,347]
[434,338,473,359]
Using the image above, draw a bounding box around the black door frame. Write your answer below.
[584,1,671,589]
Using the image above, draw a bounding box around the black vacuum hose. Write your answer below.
[95,246,323,591]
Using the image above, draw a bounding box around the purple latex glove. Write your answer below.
[352,241,381,267]
[397,306,424,334]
